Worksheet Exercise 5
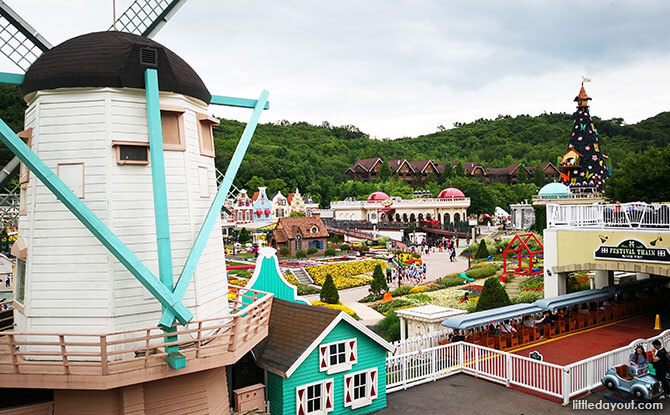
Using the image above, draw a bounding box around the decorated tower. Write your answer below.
[558,83,609,191]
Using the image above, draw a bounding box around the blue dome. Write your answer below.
[538,182,571,196]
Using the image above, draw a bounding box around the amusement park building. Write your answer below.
[330,189,470,226]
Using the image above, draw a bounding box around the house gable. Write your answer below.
[278,318,389,414]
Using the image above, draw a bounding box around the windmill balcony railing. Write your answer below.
[547,202,670,230]
[0,286,272,389]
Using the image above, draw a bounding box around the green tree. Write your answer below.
[324,246,336,256]
[267,178,287,196]
[369,264,388,297]
[278,246,291,257]
[0,85,28,165]
[517,168,530,184]
[605,146,670,202]
[476,277,511,311]
[244,175,266,192]
[290,211,306,217]
[295,249,307,258]
[340,243,351,251]
[320,274,340,304]
[238,228,250,244]
[375,310,400,342]
[440,162,454,183]
[455,161,466,177]
[475,239,489,259]
[378,162,392,181]
[533,167,546,187]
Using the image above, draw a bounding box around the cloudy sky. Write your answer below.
[1,0,669,138]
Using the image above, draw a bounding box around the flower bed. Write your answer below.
[283,272,300,285]
[311,301,359,318]
[305,260,386,289]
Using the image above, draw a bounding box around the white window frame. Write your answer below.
[319,338,357,374]
[343,367,378,409]
[295,378,334,415]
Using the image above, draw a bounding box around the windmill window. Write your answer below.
[197,113,219,158]
[113,141,149,165]
[160,106,186,151]
[57,162,85,199]
[140,47,158,67]
[15,259,26,304]
[198,166,210,198]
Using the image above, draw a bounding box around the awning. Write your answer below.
[441,303,544,330]
[379,208,395,214]
[534,289,613,311]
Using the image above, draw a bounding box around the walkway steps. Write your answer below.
[290,268,314,285]
[504,275,530,298]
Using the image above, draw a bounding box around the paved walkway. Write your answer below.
[304,250,469,326]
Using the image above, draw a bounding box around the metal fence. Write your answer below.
[387,329,670,404]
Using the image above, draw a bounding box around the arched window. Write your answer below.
[409,213,416,223]
[454,212,461,223]
[418,213,424,223]
[444,213,450,225]
[295,234,302,250]
[403,213,408,223]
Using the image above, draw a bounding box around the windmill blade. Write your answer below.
[0,0,51,72]
[113,0,187,38]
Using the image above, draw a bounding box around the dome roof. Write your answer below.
[538,182,571,196]
[437,188,465,199]
[21,31,211,103]
[367,191,390,201]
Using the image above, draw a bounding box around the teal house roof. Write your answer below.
[538,182,571,196]
[244,247,309,305]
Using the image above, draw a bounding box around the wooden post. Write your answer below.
[59,335,69,375]
[195,321,203,359]
[8,334,19,374]
[144,329,151,369]
[228,316,241,352]
[100,335,109,376]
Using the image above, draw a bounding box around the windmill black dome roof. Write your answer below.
[21,31,211,104]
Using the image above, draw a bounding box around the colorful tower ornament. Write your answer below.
[558,82,609,191]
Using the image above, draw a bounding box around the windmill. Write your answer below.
[0,0,270,372]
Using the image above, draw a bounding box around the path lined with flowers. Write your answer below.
[304,249,468,326]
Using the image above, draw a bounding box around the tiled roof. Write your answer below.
[387,159,412,173]
[253,299,339,376]
[252,192,260,202]
[436,162,446,173]
[408,160,434,173]
[486,167,509,176]
[574,85,591,101]
[353,157,382,171]
[273,216,329,242]
[450,162,483,175]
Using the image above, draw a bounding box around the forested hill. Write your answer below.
[0,84,668,204]
[214,110,670,191]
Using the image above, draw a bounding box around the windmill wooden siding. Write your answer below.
[268,321,388,415]
[16,88,228,337]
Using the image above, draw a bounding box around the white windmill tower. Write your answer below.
[0,1,273,412]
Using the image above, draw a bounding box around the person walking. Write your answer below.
[651,339,669,397]
[386,266,392,284]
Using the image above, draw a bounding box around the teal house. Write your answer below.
[247,248,393,415]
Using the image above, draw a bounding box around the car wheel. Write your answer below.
[632,389,645,400]
[604,380,616,390]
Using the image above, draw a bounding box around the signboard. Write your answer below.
[594,239,669,264]
[529,351,543,361]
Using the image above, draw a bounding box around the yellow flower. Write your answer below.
[409,286,426,293]
[305,260,387,289]
[311,301,358,317]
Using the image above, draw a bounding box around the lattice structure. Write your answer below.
[0,0,51,71]
[0,182,19,228]
[113,0,186,38]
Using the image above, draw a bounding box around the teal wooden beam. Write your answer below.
[159,89,270,328]
[144,69,182,368]
[0,72,24,85]
[210,94,270,110]
[0,117,193,325]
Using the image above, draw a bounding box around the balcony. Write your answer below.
[0,286,272,390]
[547,202,670,230]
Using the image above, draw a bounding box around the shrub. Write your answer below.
[238,227,250,244]
[475,277,511,311]
[511,291,542,304]
[324,246,336,256]
[297,284,320,296]
[358,244,370,253]
[278,246,291,257]
[369,264,388,297]
[407,294,431,302]
[307,247,318,255]
[373,299,412,315]
[358,293,383,303]
[435,274,466,288]
[320,274,340,304]
[341,243,351,251]
[295,249,307,258]
[474,239,489,259]
[465,264,500,279]
[391,285,413,297]
[375,311,400,342]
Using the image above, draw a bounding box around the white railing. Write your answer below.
[330,197,471,209]
[390,330,451,356]
[547,203,670,230]
[387,329,670,404]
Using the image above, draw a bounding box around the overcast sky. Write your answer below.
[1,0,669,138]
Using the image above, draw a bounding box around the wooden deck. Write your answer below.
[0,286,272,390]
